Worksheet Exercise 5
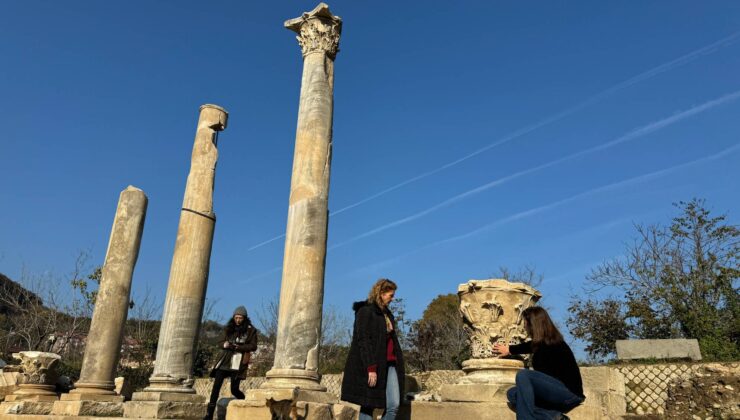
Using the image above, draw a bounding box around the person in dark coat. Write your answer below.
[341,278,405,420]
[204,306,258,420]
[493,306,585,420]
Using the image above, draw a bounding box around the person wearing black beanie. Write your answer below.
[204,306,258,420]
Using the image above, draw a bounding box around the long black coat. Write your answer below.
[210,322,258,380]
[341,301,405,408]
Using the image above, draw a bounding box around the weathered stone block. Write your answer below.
[59,392,125,401]
[438,383,509,402]
[616,339,702,361]
[51,399,124,416]
[0,400,54,415]
[246,388,337,405]
[333,402,359,420]
[226,399,272,420]
[402,401,514,420]
[0,370,20,400]
[123,400,206,419]
[296,401,332,420]
[131,390,205,402]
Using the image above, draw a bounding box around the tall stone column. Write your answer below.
[75,186,148,395]
[263,2,341,391]
[53,186,147,417]
[126,105,227,419]
[144,104,228,394]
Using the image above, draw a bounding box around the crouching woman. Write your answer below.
[341,279,405,420]
[493,307,585,420]
[204,306,258,420]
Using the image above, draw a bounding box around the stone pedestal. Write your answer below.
[227,389,358,420]
[124,391,206,419]
[52,392,125,416]
[0,352,61,415]
[439,279,541,404]
[262,2,342,394]
[440,358,522,402]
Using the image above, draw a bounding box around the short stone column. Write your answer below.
[262,1,341,393]
[52,186,148,417]
[439,279,541,403]
[125,105,227,419]
[0,351,61,415]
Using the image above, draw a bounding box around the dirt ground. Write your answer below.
[663,364,740,419]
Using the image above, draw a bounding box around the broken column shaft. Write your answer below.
[74,186,148,395]
[146,104,228,393]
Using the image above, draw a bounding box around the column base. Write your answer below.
[123,391,206,419]
[262,368,326,391]
[71,380,117,396]
[145,374,198,394]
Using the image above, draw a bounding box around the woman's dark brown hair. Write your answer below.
[367,278,397,308]
[521,306,564,350]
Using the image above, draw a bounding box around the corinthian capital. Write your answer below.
[285,3,342,60]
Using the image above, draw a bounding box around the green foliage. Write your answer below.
[70,265,101,314]
[567,299,630,359]
[568,199,739,361]
[405,294,469,372]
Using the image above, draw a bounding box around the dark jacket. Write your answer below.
[210,321,258,380]
[510,340,584,398]
[341,301,405,408]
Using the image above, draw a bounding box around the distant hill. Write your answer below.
[0,272,43,315]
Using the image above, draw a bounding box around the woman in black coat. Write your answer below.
[341,279,405,420]
[204,306,258,420]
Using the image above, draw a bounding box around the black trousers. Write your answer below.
[208,369,245,407]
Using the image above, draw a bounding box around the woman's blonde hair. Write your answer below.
[367,278,397,308]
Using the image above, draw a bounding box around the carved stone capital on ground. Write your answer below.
[285,3,342,59]
[13,351,61,389]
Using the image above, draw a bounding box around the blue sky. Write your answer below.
[1,1,739,353]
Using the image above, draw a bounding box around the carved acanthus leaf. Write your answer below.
[285,3,342,59]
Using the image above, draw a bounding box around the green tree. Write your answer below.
[568,199,739,361]
[406,294,468,372]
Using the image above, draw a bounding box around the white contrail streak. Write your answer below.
[326,30,740,216]
[245,31,740,252]
[354,143,740,273]
[328,90,740,250]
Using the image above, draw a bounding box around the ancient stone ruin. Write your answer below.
[3,2,730,420]
[439,279,541,404]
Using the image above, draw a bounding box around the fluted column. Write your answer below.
[145,104,228,393]
[263,3,341,391]
[73,186,148,395]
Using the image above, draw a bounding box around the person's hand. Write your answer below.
[493,342,510,357]
[223,341,231,349]
[368,372,377,387]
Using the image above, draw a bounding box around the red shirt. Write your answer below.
[368,332,396,373]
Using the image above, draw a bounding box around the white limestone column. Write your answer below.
[263,3,342,391]
[146,104,228,393]
[73,186,148,395]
